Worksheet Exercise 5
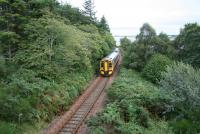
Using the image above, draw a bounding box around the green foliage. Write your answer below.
[174,23,200,67]
[98,16,110,32]
[56,4,90,25]
[159,62,200,133]
[0,56,6,78]
[78,24,115,72]
[121,23,174,71]
[83,0,96,21]
[158,32,170,43]
[0,31,20,59]
[0,121,17,134]
[0,15,111,123]
[0,0,59,60]
[87,68,173,133]
[87,103,121,134]
[136,23,156,45]
[15,17,94,79]
[120,37,132,53]
[123,43,147,71]
[142,54,172,83]
[0,0,115,133]
[160,62,200,111]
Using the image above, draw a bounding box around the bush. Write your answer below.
[159,62,200,133]
[87,68,172,133]
[0,121,17,134]
[87,103,121,134]
[160,62,200,110]
[142,54,172,83]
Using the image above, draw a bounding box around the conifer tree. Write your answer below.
[99,15,110,32]
[83,0,96,21]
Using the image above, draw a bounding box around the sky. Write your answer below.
[58,0,200,43]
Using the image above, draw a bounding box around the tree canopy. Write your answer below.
[83,0,96,21]
[0,0,115,133]
[121,23,173,71]
[98,15,110,32]
[174,23,200,67]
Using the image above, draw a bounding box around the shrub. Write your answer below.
[0,121,17,134]
[142,54,172,83]
[160,62,200,110]
[88,68,172,133]
[87,103,121,134]
[159,62,200,133]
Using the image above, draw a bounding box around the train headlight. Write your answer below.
[108,71,112,75]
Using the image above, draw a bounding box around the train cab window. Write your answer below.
[109,63,112,67]
[101,62,104,67]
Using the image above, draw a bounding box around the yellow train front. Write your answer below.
[100,48,120,76]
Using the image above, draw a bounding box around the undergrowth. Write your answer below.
[87,68,173,134]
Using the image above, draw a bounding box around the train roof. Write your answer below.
[101,48,120,61]
[114,48,119,52]
[102,51,119,61]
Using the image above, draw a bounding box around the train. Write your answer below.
[100,48,120,76]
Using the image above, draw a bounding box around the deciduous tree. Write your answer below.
[174,23,200,67]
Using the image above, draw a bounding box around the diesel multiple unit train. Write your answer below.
[100,48,120,76]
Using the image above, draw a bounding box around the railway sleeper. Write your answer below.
[59,132,72,134]
[64,124,77,129]
[60,127,74,132]
[67,120,80,124]
[73,114,84,118]
[71,117,83,121]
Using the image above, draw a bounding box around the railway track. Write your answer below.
[59,77,108,134]
[44,76,110,134]
[44,55,121,134]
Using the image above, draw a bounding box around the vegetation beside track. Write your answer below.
[0,0,115,133]
[88,23,200,134]
[88,65,200,134]
[87,68,173,134]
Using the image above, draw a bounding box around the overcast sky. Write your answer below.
[58,0,200,37]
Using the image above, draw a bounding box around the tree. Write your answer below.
[98,15,110,32]
[0,0,27,60]
[136,23,156,45]
[158,32,170,43]
[83,0,96,21]
[158,32,175,58]
[120,37,132,49]
[56,4,91,25]
[0,0,59,60]
[174,23,200,67]
[121,23,173,71]
[142,54,172,83]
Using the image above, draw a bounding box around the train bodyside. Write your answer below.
[100,48,120,76]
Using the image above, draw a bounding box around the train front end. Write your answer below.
[100,59,113,76]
